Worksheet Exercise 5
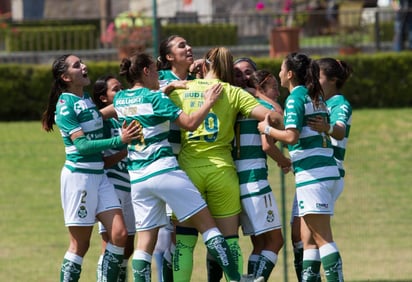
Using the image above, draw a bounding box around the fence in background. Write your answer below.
[0,7,399,64]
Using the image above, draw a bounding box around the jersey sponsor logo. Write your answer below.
[286,98,295,109]
[184,92,204,99]
[316,203,329,209]
[115,97,143,105]
[60,105,69,116]
[197,80,211,85]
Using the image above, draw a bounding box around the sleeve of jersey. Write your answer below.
[73,135,123,155]
[55,98,82,135]
[153,91,182,121]
[332,97,352,126]
[284,95,303,130]
[233,86,260,117]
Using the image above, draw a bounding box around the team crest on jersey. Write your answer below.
[266,210,275,222]
[77,205,87,218]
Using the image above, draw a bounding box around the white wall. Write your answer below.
[11,0,23,20]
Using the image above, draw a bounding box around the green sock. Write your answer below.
[247,254,259,275]
[162,248,174,282]
[132,250,152,282]
[302,249,321,282]
[320,243,344,282]
[205,235,241,281]
[101,243,124,282]
[206,251,224,282]
[117,259,128,282]
[173,227,198,281]
[293,242,304,282]
[255,250,277,281]
[60,252,82,282]
[226,236,243,278]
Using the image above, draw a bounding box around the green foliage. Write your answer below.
[5,25,98,51]
[0,52,412,121]
[254,52,412,108]
[160,23,237,46]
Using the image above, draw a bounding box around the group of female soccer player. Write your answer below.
[42,34,352,282]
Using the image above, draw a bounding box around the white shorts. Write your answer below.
[131,170,207,231]
[294,178,343,217]
[240,188,282,236]
[61,167,121,226]
[99,189,136,235]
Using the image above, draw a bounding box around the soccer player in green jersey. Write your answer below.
[157,35,198,94]
[290,58,353,282]
[113,52,250,282]
[92,75,136,282]
[258,53,345,282]
[156,35,201,281]
[234,70,291,281]
[170,47,282,282]
[41,54,141,282]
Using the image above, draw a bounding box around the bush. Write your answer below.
[5,25,98,52]
[255,52,412,108]
[0,52,411,121]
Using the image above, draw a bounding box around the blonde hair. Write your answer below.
[203,47,234,85]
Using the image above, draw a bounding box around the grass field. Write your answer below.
[1,108,411,282]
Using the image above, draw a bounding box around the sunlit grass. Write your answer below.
[1,108,411,281]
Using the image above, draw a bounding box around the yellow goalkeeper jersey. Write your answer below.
[169,79,260,169]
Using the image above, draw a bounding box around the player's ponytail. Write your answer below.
[42,54,71,132]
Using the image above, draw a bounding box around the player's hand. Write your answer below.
[121,120,143,144]
[203,83,223,107]
[258,113,271,134]
[307,115,328,133]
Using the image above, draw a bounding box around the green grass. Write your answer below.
[1,108,412,281]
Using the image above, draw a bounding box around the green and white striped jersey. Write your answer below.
[284,86,340,187]
[102,118,130,192]
[113,87,182,183]
[327,94,352,177]
[158,69,195,89]
[158,69,195,156]
[233,98,273,197]
[55,92,105,174]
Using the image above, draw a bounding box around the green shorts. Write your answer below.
[184,165,241,218]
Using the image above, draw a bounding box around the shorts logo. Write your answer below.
[316,203,329,209]
[266,210,275,223]
[77,205,87,218]
[299,200,304,209]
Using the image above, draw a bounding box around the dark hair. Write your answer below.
[234,57,257,71]
[41,54,72,132]
[284,52,323,101]
[316,58,353,90]
[92,75,116,109]
[119,53,154,85]
[157,35,180,70]
[203,47,234,85]
[249,69,274,91]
